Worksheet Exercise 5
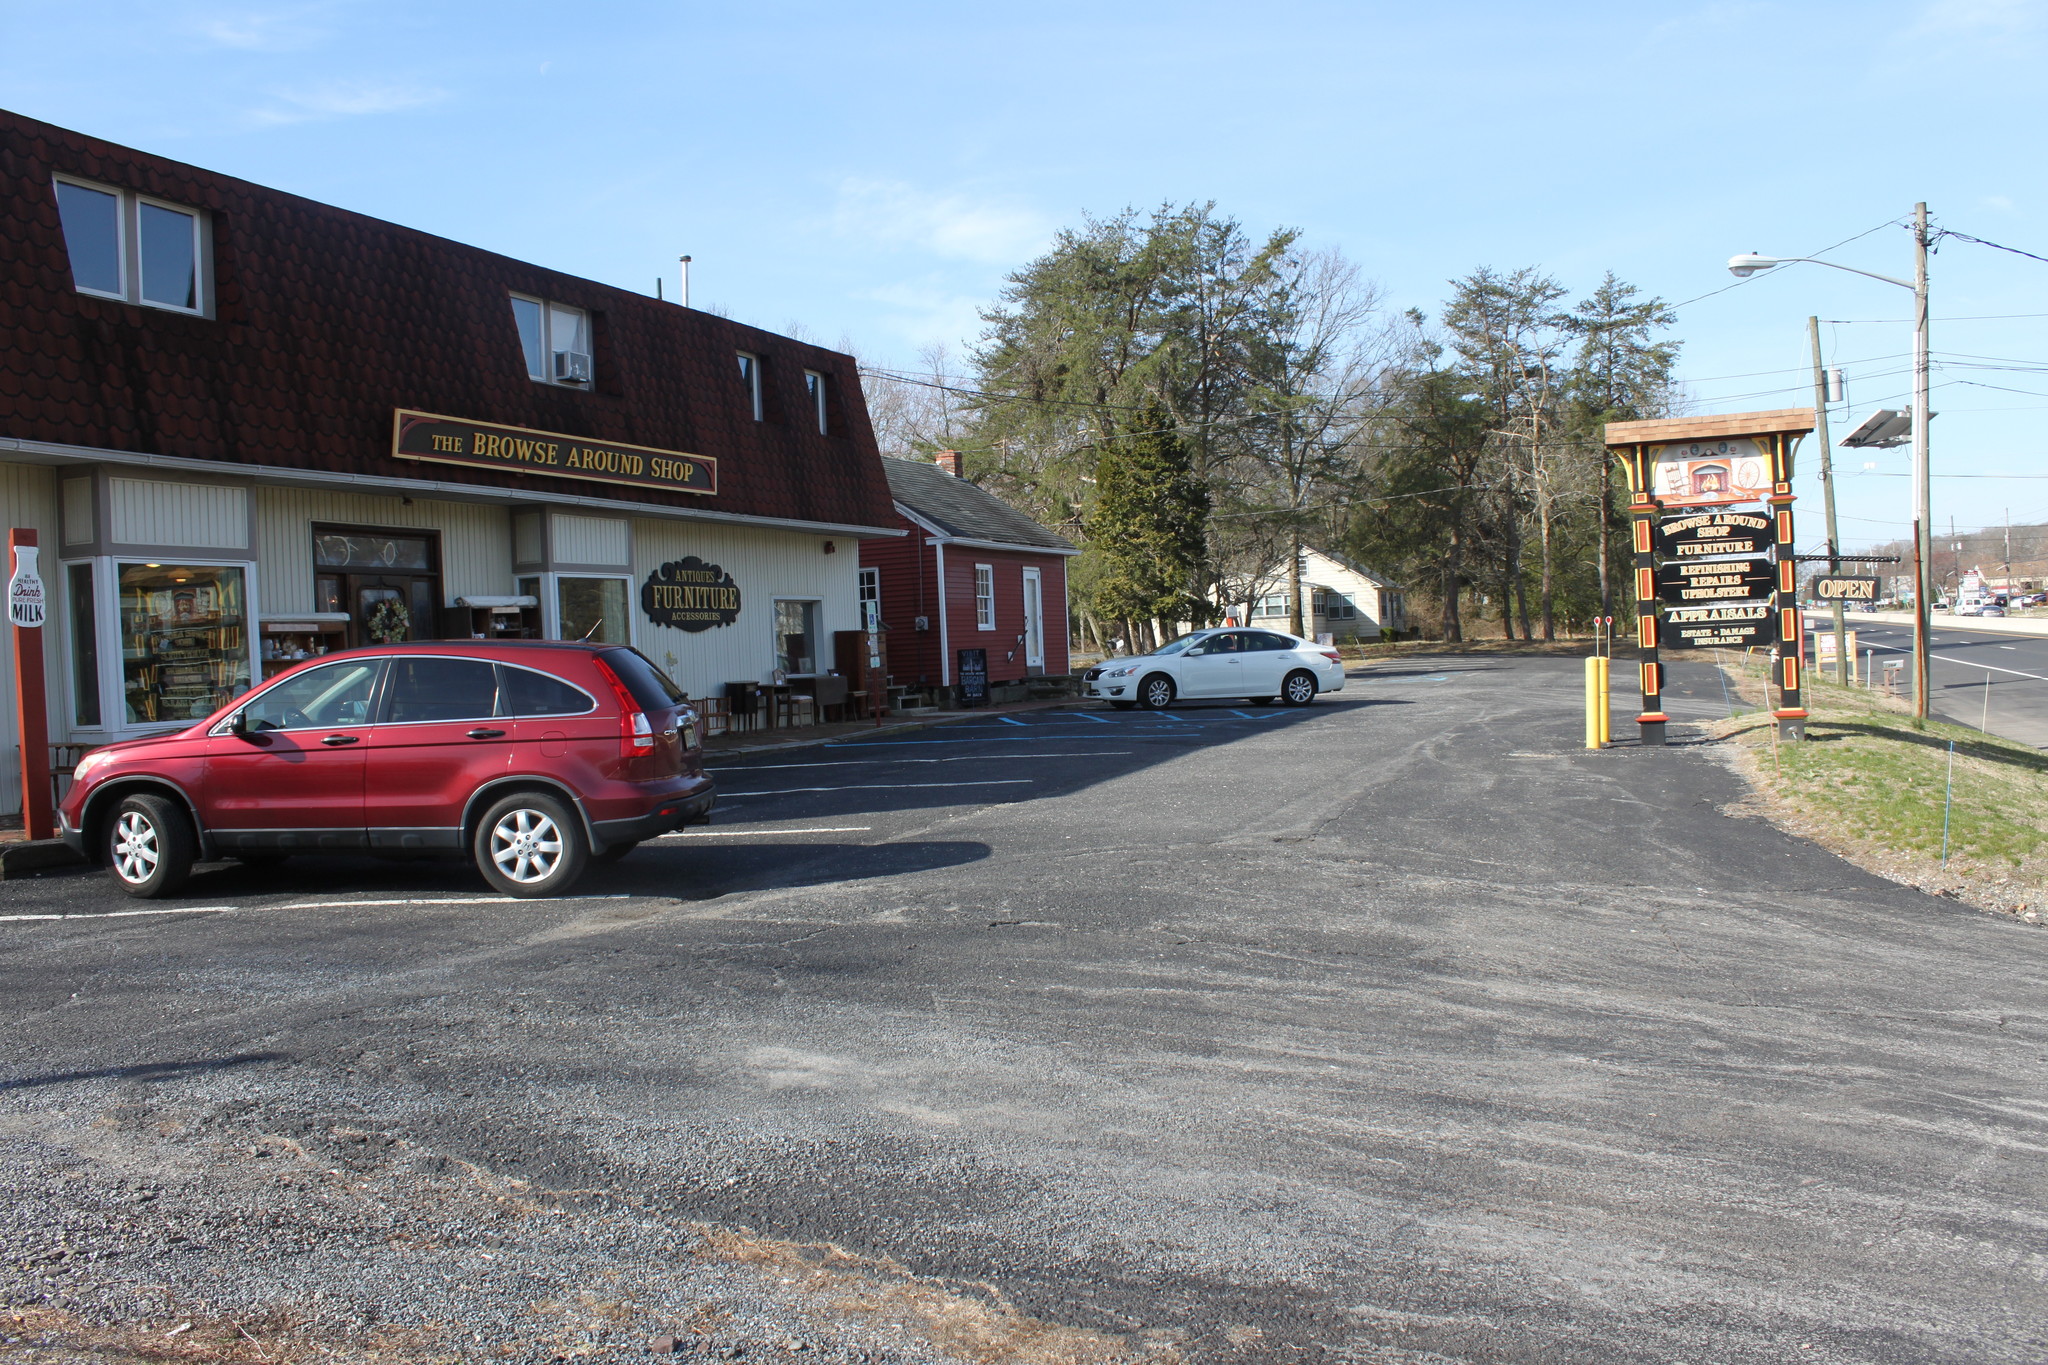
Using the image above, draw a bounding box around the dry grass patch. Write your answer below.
[1706,657,2048,919]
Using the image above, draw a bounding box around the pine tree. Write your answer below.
[1087,405,1212,647]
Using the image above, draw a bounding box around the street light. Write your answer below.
[1725,203,1933,718]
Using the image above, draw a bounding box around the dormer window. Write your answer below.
[737,352,762,420]
[804,369,828,434]
[510,294,592,386]
[54,176,209,315]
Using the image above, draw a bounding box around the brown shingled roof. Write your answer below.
[0,108,898,530]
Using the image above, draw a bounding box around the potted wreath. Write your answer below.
[366,598,411,644]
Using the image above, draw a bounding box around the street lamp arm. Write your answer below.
[1756,256,1915,290]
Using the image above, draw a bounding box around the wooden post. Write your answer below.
[9,529,55,841]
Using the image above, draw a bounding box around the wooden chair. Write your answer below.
[775,685,815,729]
[694,696,731,738]
[812,674,850,722]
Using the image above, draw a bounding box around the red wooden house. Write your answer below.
[860,453,1077,696]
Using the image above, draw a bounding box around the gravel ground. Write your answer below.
[4,656,2045,1363]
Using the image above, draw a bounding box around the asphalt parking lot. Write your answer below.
[3,656,2045,1363]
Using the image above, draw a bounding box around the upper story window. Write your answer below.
[510,294,592,386]
[804,369,828,434]
[738,352,763,420]
[54,176,208,315]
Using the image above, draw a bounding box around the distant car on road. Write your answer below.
[1981,604,2007,617]
[59,641,714,900]
[1083,628,1345,710]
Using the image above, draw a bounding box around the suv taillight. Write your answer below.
[592,657,656,757]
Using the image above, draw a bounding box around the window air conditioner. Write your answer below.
[553,351,592,384]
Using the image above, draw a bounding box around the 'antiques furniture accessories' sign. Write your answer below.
[1808,574,1881,604]
[642,557,741,631]
[392,411,716,497]
[1656,509,1773,559]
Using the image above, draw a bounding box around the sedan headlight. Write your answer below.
[1101,665,1136,678]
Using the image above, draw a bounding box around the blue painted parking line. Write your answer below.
[999,716,1028,726]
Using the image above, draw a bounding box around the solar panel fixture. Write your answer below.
[1839,408,1913,449]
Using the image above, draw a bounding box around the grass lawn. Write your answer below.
[1710,657,2048,919]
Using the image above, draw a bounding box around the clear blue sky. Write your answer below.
[5,0,2045,552]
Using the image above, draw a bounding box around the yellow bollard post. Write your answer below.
[1596,654,1611,744]
[1585,657,1602,749]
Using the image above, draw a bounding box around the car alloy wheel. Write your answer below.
[491,808,565,884]
[1139,674,1176,710]
[111,810,159,885]
[1282,670,1318,706]
[105,793,196,898]
[474,791,589,898]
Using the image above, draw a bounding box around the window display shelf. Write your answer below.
[260,612,351,678]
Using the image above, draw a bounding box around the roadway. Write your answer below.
[1,659,2043,1363]
[1837,614,2048,747]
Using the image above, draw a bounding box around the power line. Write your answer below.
[1668,216,1906,312]
[1935,228,2048,268]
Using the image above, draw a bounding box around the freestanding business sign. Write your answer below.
[8,530,54,840]
[956,648,989,707]
[1606,408,1816,744]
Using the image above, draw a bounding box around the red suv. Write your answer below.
[59,641,715,900]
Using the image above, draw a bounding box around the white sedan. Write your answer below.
[1083,628,1346,709]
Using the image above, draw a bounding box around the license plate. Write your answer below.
[681,723,698,749]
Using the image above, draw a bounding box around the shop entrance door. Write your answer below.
[312,528,442,648]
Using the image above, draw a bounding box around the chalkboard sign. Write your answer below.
[956,648,989,706]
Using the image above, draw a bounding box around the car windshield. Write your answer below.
[1150,633,1211,657]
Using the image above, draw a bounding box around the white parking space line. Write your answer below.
[662,826,871,838]
[0,894,634,925]
[721,779,1035,797]
[0,905,237,923]
[717,753,1129,771]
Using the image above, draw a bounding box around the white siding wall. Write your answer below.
[552,513,630,568]
[108,478,250,549]
[254,488,512,615]
[0,461,64,817]
[631,520,858,701]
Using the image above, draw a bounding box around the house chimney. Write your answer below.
[935,449,963,478]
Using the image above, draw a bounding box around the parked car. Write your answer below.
[59,641,714,899]
[1083,628,1346,710]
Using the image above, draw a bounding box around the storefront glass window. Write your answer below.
[774,599,818,675]
[68,563,101,727]
[557,577,628,644]
[119,563,249,726]
[314,532,432,571]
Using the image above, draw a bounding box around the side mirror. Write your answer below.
[229,709,249,737]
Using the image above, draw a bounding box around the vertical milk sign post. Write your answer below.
[1605,410,1816,745]
[8,529,55,840]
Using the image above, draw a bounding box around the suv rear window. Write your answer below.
[602,648,688,710]
[500,663,595,717]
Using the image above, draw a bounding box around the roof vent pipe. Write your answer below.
[935,449,963,478]
[679,255,692,309]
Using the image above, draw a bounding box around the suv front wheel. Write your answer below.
[106,793,197,899]
[474,791,589,898]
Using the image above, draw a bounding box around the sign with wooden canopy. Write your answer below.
[1605,408,1815,746]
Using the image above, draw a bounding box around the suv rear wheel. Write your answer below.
[474,791,588,898]
[106,793,196,899]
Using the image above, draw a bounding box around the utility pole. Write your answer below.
[1809,316,1848,683]
[2005,508,2012,587]
[1911,202,1933,719]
